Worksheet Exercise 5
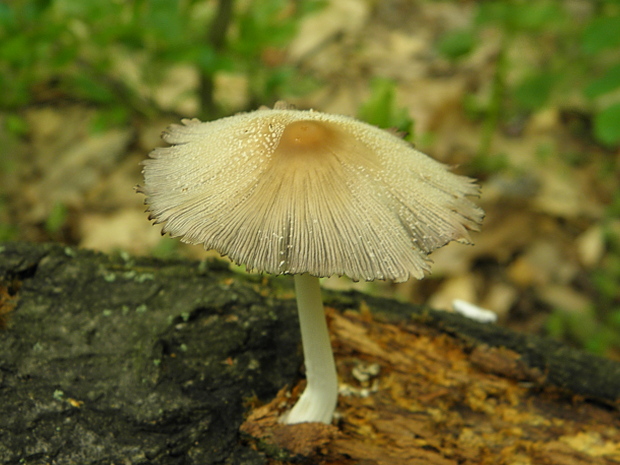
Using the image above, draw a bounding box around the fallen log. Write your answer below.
[1,242,618,464]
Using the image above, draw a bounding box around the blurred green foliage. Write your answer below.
[357,78,415,141]
[438,0,620,150]
[0,199,18,241]
[44,201,69,236]
[0,0,323,126]
[438,0,620,357]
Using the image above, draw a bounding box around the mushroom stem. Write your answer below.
[280,274,338,424]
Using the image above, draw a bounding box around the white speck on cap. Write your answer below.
[139,103,484,282]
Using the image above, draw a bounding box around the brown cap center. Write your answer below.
[277,120,332,153]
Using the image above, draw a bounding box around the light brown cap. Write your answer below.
[139,103,484,282]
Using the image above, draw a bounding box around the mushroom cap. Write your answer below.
[139,104,483,282]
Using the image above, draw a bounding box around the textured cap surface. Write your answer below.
[140,104,483,282]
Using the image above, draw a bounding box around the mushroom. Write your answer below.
[138,101,484,425]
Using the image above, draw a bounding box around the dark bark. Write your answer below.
[0,242,618,464]
[0,242,300,465]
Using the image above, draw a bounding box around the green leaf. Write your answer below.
[582,15,620,54]
[144,0,183,44]
[437,29,476,60]
[475,0,563,31]
[509,1,564,30]
[545,311,566,339]
[513,72,556,110]
[475,2,510,26]
[72,75,116,104]
[0,34,32,64]
[584,326,616,356]
[470,152,511,175]
[90,106,130,132]
[584,63,620,99]
[357,79,414,139]
[0,3,14,26]
[45,202,68,235]
[609,310,620,328]
[0,222,18,241]
[593,103,620,146]
[565,310,599,348]
[5,114,29,136]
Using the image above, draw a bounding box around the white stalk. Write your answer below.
[279,274,338,424]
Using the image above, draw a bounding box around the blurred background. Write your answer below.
[0,0,619,358]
